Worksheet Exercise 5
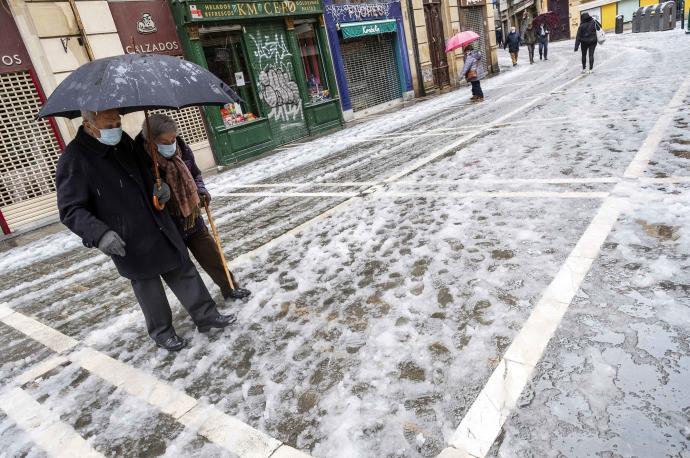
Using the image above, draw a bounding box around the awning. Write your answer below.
[340,19,397,39]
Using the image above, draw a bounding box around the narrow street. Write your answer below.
[2,29,690,457]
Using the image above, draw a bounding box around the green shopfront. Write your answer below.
[170,0,343,163]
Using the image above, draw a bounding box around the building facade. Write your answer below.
[404,0,499,96]
[572,0,687,33]
[322,0,414,119]
[169,0,343,162]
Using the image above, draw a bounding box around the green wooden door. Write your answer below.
[245,23,308,145]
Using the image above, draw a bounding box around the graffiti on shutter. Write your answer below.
[245,23,308,144]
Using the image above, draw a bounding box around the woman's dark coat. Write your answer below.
[56,127,188,280]
[134,134,207,240]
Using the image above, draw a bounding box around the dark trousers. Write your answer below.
[131,256,219,341]
[186,225,235,296]
[581,42,597,70]
[471,80,484,98]
[526,44,535,63]
[539,41,548,59]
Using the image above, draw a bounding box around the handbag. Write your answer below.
[595,21,606,44]
[466,68,478,80]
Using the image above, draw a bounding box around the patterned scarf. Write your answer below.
[156,144,201,230]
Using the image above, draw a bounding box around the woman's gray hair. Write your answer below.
[142,113,178,141]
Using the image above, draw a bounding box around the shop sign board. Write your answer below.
[459,0,487,6]
[187,0,322,21]
[109,1,183,55]
[0,0,32,73]
[340,19,397,39]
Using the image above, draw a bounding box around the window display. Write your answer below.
[295,22,331,104]
[201,31,260,127]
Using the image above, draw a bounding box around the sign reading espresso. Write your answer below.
[108,1,183,56]
[188,0,322,20]
[0,0,32,73]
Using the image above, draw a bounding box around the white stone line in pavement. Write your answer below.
[14,355,69,386]
[624,76,690,178]
[217,176,690,190]
[220,191,608,199]
[442,73,690,458]
[0,306,308,458]
[0,387,104,458]
[0,303,77,354]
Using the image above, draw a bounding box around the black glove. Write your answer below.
[97,230,126,257]
[154,182,171,205]
[199,190,211,205]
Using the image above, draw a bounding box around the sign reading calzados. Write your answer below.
[188,0,322,20]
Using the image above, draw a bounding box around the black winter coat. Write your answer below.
[504,32,521,52]
[56,127,188,280]
[575,13,597,50]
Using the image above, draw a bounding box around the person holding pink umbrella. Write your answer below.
[445,31,484,102]
[461,44,485,102]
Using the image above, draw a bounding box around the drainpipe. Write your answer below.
[67,0,94,60]
[405,0,426,97]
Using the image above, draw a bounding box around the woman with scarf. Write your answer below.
[136,114,251,302]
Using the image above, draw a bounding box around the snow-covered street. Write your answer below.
[2,29,690,457]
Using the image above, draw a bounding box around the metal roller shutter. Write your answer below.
[340,34,402,112]
[459,6,490,75]
[0,71,62,234]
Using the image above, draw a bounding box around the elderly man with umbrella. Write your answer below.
[42,54,242,352]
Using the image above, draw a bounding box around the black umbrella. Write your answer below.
[38,53,240,210]
[38,53,240,119]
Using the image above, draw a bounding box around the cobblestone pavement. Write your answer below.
[1,30,690,458]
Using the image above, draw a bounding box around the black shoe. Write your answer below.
[197,313,237,333]
[222,288,252,300]
[155,333,187,352]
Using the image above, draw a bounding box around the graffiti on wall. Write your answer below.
[248,31,303,125]
[326,2,395,22]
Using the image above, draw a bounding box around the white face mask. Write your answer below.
[97,127,123,146]
[157,140,177,158]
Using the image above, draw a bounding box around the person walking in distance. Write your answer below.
[56,109,236,352]
[575,12,598,74]
[136,114,252,302]
[523,22,537,64]
[537,23,550,60]
[504,26,521,66]
[462,44,485,102]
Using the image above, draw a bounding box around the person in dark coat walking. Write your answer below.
[523,23,537,64]
[537,23,550,60]
[504,26,521,66]
[56,109,236,352]
[135,114,251,302]
[496,28,503,48]
[575,12,598,73]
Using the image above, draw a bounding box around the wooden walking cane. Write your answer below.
[203,200,236,290]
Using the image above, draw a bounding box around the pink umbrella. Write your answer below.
[445,31,480,53]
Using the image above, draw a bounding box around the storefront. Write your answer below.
[0,0,64,235]
[170,0,343,164]
[323,0,414,119]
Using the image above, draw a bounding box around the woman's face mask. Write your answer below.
[157,140,177,158]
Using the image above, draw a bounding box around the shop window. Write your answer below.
[295,23,332,104]
[201,31,259,127]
